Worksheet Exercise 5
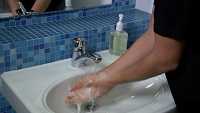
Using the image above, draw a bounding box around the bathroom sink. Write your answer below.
[1,50,175,113]
[43,74,167,113]
[42,51,175,113]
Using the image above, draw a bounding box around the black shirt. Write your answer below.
[154,0,199,112]
[20,0,65,12]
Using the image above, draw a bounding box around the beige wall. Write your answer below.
[135,0,154,13]
[70,0,112,9]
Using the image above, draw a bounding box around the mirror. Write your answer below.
[0,0,113,18]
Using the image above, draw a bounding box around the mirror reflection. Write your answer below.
[0,0,112,18]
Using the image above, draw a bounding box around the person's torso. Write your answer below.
[155,0,200,112]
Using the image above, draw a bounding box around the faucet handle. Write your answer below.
[86,53,102,63]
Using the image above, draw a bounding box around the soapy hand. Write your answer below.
[65,72,114,104]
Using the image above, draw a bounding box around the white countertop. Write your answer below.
[0,12,12,18]
[0,50,176,113]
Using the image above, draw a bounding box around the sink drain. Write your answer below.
[83,101,97,112]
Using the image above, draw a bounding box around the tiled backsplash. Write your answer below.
[0,9,150,73]
[0,94,16,113]
[0,0,150,113]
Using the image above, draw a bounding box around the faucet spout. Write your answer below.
[72,37,86,61]
[16,2,36,16]
[71,37,102,67]
[16,2,27,16]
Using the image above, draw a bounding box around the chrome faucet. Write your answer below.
[16,2,27,16]
[72,38,102,67]
[16,2,34,16]
[72,37,86,61]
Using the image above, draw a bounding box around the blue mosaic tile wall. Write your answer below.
[0,9,150,73]
[0,0,136,29]
[0,94,16,113]
[0,0,151,112]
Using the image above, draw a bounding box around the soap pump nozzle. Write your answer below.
[116,14,124,32]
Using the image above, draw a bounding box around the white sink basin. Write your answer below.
[0,12,12,18]
[0,50,176,113]
[43,74,167,113]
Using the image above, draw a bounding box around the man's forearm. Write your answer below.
[104,34,184,85]
[31,0,52,12]
[7,0,19,15]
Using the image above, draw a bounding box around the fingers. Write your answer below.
[66,75,96,104]
[65,88,92,104]
[70,80,84,92]
[65,72,113,104]
[70,71,106,92]
[70,75,95,92]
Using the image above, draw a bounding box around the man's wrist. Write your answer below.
[97,70,120,87]
[30,10,35,12]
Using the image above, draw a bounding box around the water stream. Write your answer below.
[77,104,82,113]
[76,87,96,113]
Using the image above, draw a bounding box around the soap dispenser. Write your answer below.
[65,0,73,10]
[109,14,128,56]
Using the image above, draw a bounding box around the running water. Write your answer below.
[77,104,82,113]
[75,97,96,113]
[74,71,99,113]
[75,87,95,113]
[66,85,82,113]
[88,87,95,113]
[89,99,95,113]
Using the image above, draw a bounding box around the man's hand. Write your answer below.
[7,0,19,16]
[65,72,114,104]
[31,0,52,12]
